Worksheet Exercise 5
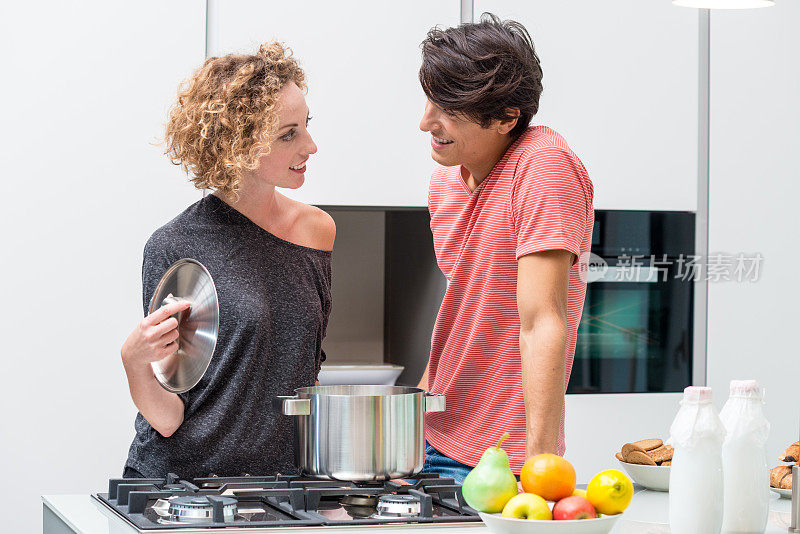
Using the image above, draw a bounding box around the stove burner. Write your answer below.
[373,494,421,518]
[340,494,378,508]
[167,495,237,523]
[343,505,377,518]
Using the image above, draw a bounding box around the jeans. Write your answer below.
[423,442,473,485]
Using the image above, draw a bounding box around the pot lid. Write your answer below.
[149,258,219,393]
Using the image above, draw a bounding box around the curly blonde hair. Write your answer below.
[164,42,306,197]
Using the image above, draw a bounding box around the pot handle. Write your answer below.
[424,392,446,413]
[276,396,310,416]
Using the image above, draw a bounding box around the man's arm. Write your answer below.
[417,363,429,390]
[517,249,573,457]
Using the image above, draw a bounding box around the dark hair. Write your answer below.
[419,13,543,139]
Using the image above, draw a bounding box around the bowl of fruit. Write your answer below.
[464,434,632,534]
[615,439,671,492]
[479,511,621,534]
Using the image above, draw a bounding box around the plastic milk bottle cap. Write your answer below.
[683,385,713,403]
[729,379,763,399]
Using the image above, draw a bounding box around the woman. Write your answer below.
[120,42,335,478]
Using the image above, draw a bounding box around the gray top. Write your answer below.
[124,194,331,478]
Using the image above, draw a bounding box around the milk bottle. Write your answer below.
[669,386,726,534]
[720,380,770,534]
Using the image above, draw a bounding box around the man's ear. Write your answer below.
[495,108,521,135]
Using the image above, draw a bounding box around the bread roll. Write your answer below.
[771,465,792,488]
[779,442,799,463]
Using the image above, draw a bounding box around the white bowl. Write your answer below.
[618,460,670,492]
[479,512,621,534]
[317,364,404,386]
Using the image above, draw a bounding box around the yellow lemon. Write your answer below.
[585,469,633,515]
[572,488,587,498]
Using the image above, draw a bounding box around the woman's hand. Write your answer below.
[121,299,189,437]
[121,300,191,368]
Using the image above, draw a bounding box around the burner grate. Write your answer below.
[93,471,480,530]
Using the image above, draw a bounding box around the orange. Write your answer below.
[520,454,576,502]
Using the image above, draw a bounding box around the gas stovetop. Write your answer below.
[93,472,481,531]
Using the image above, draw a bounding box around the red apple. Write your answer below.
[552,496,598,520]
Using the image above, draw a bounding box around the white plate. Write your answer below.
[771,487,792,499]
[317,364,404,386]
[618,460,670,492]
[479,512,621,534]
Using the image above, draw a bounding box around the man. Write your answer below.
[417,14,594,482]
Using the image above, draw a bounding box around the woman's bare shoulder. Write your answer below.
[284,196,336,252]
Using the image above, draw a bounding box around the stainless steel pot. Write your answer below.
[277,385,445,481]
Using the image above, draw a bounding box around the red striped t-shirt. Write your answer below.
[425,126,594,473]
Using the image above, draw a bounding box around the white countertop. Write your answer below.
[42,489,795,534]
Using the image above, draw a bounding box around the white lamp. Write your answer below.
[673,0,774,8]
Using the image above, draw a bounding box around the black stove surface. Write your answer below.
[94,472,481,530]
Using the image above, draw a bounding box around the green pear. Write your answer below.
[461,433,519,513]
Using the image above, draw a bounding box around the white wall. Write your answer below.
[707,3,800,463]
[0,2,204,532]
[214,0,459,207]
[475,0,699,211]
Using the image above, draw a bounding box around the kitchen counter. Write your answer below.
[43,489,795,534]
